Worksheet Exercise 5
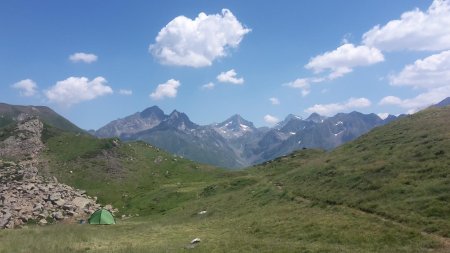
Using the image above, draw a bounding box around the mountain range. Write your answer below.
[93,106,401,168]
[7,100,450,169]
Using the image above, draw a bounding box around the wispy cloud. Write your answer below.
[201,82,215,90]
[119,89,133,95]
[263,114,280,125]
[305,97,371,116]
[12,79,38,97]
[69,52,98,63]
[269,97,280,105]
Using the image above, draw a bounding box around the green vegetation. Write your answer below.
[252,107,450,237]
[1,107,450,252]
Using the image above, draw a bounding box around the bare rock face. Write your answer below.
[0,116,116,229]
[0,117,44,161]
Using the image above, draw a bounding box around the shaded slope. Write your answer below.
[0,103,82,132]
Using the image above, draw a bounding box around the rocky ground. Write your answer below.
[0,116,115,229]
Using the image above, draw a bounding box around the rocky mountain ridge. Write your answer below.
[94,107,398,168]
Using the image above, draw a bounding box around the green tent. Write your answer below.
[88,209,116,225]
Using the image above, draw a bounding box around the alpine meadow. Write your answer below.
[1,1,450,252]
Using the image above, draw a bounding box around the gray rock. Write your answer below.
[52,211,64,220]
[54,199,65,207]
[49,193,61,201]
[0,212,11,228]
[72,197,90,209]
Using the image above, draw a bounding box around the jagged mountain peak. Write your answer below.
[276,114,303,129]
[140,106,164,118]
[163,110,197,131]
[213,114,256,139]
[306,112,325,123]
[219,114,255,129]
[96,105,167,138]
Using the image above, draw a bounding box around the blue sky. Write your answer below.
[2,0,450,130]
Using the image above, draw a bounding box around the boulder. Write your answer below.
[38,219,47,225]
[0,212,11,228]
[52,211,64,220]
[72,197,91,209]
[54,199,66,207]
[49,193,61,201]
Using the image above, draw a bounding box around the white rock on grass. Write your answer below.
[190,238,201,244]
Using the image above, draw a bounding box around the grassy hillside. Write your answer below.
[40,125,231,217]
[1,107,449,252]
[252,106,450,237]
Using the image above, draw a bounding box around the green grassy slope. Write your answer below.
[1,107,449,252]
[40,125,232,217]
[252,106,450,237]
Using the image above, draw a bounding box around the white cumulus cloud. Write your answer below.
[269,97,280,105]
[363,0,450,51]
[305,43,384,79]
[45,76,113,106]
[69,52,98,63]
[149,9,251,67]
[150,79,180,100]
[390,50,450,89]
[263,114,280,125]
[217,69,244,84]
[119,89,133,95]
[201,82,215,90]
[12,79,38,97]
[305,97,371,116]
[383,50,450,113]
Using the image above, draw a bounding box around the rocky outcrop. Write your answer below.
[0,160,102,228]
[0,116,116,229]
[0,117,44,161]
[0,160,110,229]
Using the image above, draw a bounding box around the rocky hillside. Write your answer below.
[0,116,110,229]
